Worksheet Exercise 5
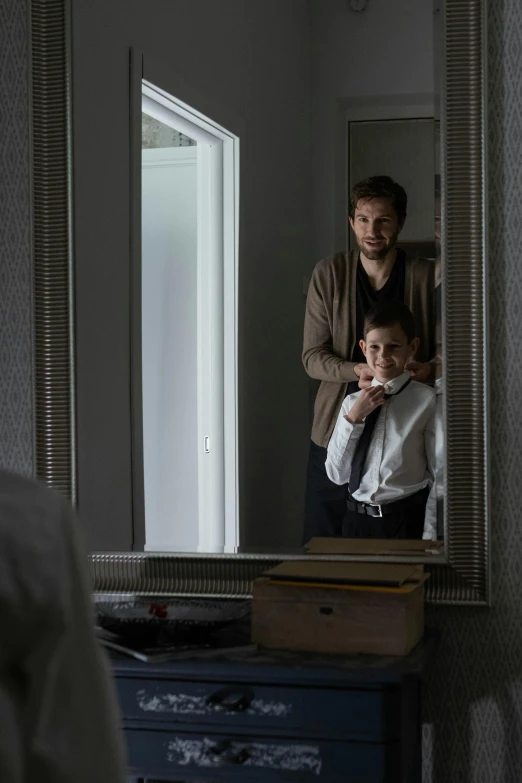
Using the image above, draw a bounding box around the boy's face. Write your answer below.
[360,323,419,383]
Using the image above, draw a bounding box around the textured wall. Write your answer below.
[423,0,522,780]
[1,0,522,779]
[0,0,33,474]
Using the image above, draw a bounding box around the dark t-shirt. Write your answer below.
[351,248,406,364]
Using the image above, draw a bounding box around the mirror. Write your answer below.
[134,2,443,554]
[30,0,488,603]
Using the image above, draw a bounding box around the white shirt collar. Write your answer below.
[371,371,411,395]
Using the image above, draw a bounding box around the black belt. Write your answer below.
[346,487,429,518]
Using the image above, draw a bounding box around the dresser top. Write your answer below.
[110,631,438,687]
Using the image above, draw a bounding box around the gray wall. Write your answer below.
[309,0,434,261]
[71,0,312,550]
[348,119,435,243]
[1,0,522,778]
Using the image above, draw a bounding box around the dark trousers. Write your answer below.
[303,438,429,543]
[343,490,428,540]
[303,440,349,544]
[303,381,361,545]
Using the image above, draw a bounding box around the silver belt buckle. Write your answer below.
[369,503,383,518]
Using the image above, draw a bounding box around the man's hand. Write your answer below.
[345,385,386,424]
[406,360,432,383]
[354,363,374,389]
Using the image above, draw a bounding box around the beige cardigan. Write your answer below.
[303,250,436,447]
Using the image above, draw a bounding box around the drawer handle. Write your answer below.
[206,686,254,713]
[209,739,251,765]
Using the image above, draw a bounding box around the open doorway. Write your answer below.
[138,82,239,553]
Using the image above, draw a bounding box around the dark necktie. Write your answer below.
[348,377,412,496]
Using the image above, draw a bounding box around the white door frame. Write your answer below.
[142,83,239,553]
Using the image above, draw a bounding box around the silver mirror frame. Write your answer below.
[30,0,489,605]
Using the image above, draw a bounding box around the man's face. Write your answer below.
[349,197,404,261]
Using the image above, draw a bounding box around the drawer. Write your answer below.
[124,728,401,782]
[115,676,401,741]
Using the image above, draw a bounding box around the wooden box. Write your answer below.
[252,562,426,657]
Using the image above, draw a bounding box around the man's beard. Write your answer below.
[356,233,399,260]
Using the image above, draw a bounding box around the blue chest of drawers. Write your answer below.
[113,636,435,782]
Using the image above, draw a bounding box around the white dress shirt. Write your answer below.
[0,470,126,783]
[325,372,437,539]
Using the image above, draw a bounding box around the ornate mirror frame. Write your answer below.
[29,0,489,605]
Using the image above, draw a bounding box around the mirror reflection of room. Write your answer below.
[72,0,443,555]
[137,2,441,553]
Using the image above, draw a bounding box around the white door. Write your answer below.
[141,87,239,553]
[142,145,198,551]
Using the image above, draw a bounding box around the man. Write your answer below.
[302,175,436,543]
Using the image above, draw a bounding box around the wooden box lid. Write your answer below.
[262,561,426,590]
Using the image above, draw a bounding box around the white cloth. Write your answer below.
[0,470,127,783]
[434,377,444,501]
[325,372,437,539]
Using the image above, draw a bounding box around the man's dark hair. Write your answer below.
[349,175,408,223]
[363,301,416,343]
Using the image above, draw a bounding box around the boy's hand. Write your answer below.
[345,385,386,424]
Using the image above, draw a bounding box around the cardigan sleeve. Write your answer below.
[302,263,359,383]
[407,257,437,365]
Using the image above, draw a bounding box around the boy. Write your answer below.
[325,301,436,539]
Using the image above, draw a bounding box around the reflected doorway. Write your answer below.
[139,85,239,553]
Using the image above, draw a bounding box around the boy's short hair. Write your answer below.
[349,175,407,223]
[363,301,416,343]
